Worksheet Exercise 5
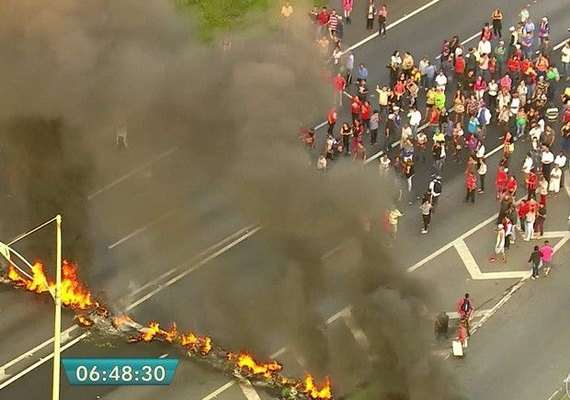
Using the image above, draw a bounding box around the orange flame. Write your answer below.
[180,332,199,349]
[236,353,282,379]
[140,322,163,342]
[7,265,28,286]
[7,261,94,310]
[75,315,94,327]
[112,315,134,330]
[201,336,212,355]
[59,261,93,309]
[163,323,178,343]
[304,375,332,400]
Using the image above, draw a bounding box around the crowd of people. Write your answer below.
[301,4,569,244]
[298,2,570,353]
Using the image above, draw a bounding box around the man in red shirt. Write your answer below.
[360,101,372,133]
[506,175,517,196]
[495,166,508,199]
[465,171,477,204]
[317,7,330,28]
[525,169,537,200]
[327,107,337,135]
[454,55,466,87]
[333,73,346,106]
[350,95,362,123]
[517,199,529,233]
[507,55,520,80]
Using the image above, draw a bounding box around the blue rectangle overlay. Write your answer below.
[62,358,179,385]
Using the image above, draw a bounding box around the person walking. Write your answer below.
[420,197,432,234]
[540,240,553,276]
[465,171,477,204]
[528,245,542,279]
[478,157,487,193]
[388,207,404,241]
[345,50,354,85]
[377,4,388,38]
[548,164,562,195]
[327,107,337,135]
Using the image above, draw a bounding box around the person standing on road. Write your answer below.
[478,157,487,193]
[528,245,542,280]
[524,200,537,241]
[457,293,474,335]
[540,240,554,276]
[327,107,337,135]
[342,0,353,24]
[377,4,387,38]
[491,8,503,38]
[388,207,404,241]
[365,0,375,30]
[465,171,477,204]
[369,109,379,146]
[493,224,507,263]
[333,73,346,107]
[420,197,432,234]
[428,174,442,211]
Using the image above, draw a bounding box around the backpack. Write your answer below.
[461,299,471,313]
[433,180,442,194]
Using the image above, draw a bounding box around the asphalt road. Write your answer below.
[0,0,569,399]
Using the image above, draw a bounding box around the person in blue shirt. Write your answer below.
[357,63,368,83]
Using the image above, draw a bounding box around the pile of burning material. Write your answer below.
[2,261,334,400]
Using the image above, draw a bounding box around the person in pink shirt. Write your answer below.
[540,240,554,276]
[342,0,353,24]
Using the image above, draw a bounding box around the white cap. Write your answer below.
[498,224,504,229]
[509,26,515,31]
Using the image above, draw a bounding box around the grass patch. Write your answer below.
[174,0,328,41]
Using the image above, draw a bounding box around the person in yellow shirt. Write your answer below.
[281,2,293,18]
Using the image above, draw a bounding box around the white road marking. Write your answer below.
[87,147,178,201]
[554,38,569,51]
[202,381,237,400]
[454,239,529,280]
[0,225,260,388]
[341,310,371,352]
[107,210,177,249]
[238,381,262,400]
[446,309,491,320]
[159,353,169,358]
[345,0,443,53]
[469,233,570,337]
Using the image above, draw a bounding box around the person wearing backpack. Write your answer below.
[428,175,442,211]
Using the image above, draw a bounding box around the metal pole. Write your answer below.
[52,215,62,400]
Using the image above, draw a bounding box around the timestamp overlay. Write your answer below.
[62,358,179,386]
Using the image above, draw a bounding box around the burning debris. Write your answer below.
[2,262,334,400]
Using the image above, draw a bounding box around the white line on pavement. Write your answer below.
[454,239,530,280]
[239,381,262,400]
[469,232,570,337]
[0,225,260,388]
[553,38,569,51]
[87,147,178,201]
[107,210,177,249]
[340,310,371,351]
[446,309,491,320]
[345,0,443,53]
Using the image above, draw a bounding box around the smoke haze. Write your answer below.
[0,0,462,398]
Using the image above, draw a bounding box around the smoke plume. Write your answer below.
[0,0,463,398]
